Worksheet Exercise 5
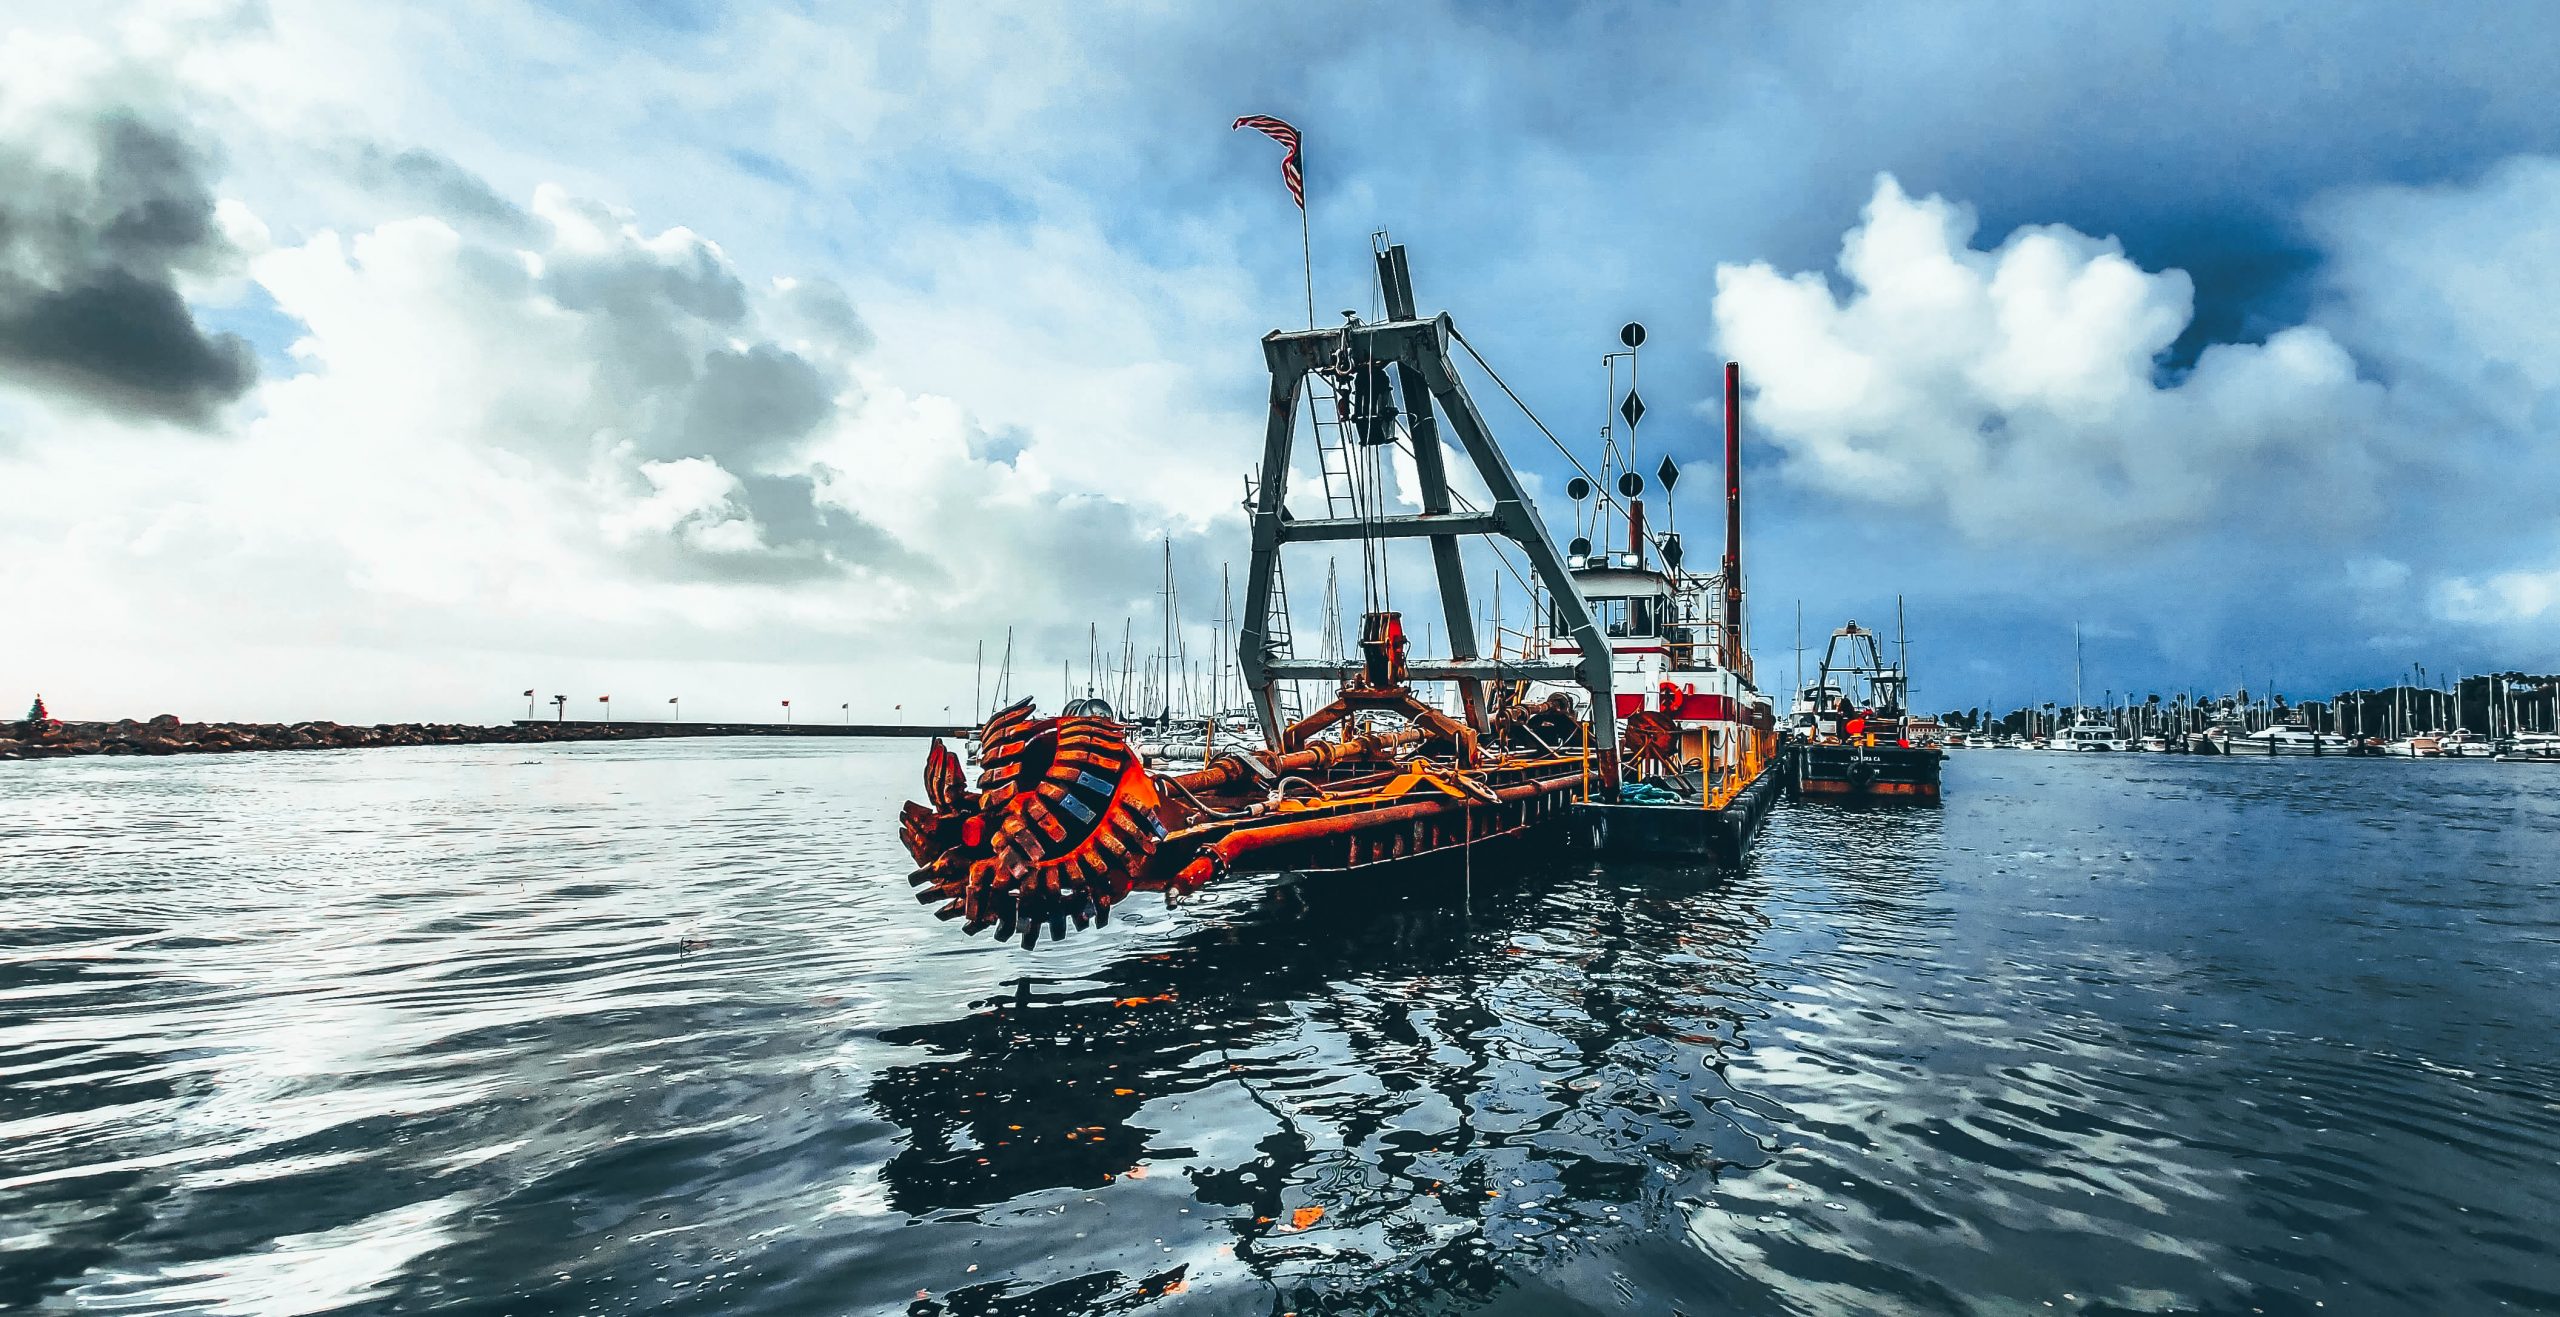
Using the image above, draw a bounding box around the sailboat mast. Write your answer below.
[2073,623,2083,716]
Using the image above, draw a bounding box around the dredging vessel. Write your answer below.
[898,245,1780,948]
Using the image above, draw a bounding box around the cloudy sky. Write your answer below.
[5,0,2558,723]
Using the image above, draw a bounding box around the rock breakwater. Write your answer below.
[3,714,665,761]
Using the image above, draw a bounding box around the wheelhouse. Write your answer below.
[1549,564,1724,675]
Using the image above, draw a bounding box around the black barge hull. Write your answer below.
[1787,741,1944,801]
[1569,758,1785,862]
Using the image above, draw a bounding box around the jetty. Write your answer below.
[3,713,965,761]
[510,720,965,739]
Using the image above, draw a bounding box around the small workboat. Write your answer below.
[1532,349,1783,856]
[1784,618,1944,800]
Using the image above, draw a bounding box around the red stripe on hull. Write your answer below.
[1618,691,1763,725]
[1671,693,1734,721]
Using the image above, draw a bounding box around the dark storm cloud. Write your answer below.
[0,110,254,425]
[635,471,914,586]
[676,344,836,465]
[335,147,896,584]
[734,471,907,570]
[1734,4,2560,370]
[769,277,873,355]
[340,143,536,243]
[539,197,749,328]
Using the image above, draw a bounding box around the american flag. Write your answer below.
[1232,115,1303,209]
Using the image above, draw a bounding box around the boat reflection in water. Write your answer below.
[868,840,1799,1312]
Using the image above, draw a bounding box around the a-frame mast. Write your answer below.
[1236,245,1615,760]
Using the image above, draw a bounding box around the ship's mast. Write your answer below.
[1722,361,1746,679]
[1897,594,1908,713]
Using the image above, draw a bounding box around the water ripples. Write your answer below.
[4,744,2559,1313]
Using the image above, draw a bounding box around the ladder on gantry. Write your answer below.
[1240,472,1307,728]
[1267,357,1369,725]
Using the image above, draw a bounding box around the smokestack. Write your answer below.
[1723,361,1743,670]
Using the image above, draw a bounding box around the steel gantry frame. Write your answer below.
[1237,245,1615,759]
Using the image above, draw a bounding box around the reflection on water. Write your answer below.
[4,743,2558,1314]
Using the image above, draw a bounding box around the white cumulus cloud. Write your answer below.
[1713,175,2394,544]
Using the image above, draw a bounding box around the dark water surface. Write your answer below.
[5,742,2558,1315]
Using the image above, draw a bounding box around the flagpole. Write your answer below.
[1298,186,1315,330]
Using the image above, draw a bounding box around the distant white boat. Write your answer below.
[2225,725,2352,756]
[2502,731,2560,761]
[2495,732,2560,763]
[2387,733,2444,758]
[2055,720,2128,752]
[2437,730,2496,758]
[2053,625,2126,751]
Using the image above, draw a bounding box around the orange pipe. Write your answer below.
[1168,728,1428,793]
[1201,770,1580,864]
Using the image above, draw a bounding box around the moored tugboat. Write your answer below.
[1535,347,1783,859]
[1785,620,1945,800]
